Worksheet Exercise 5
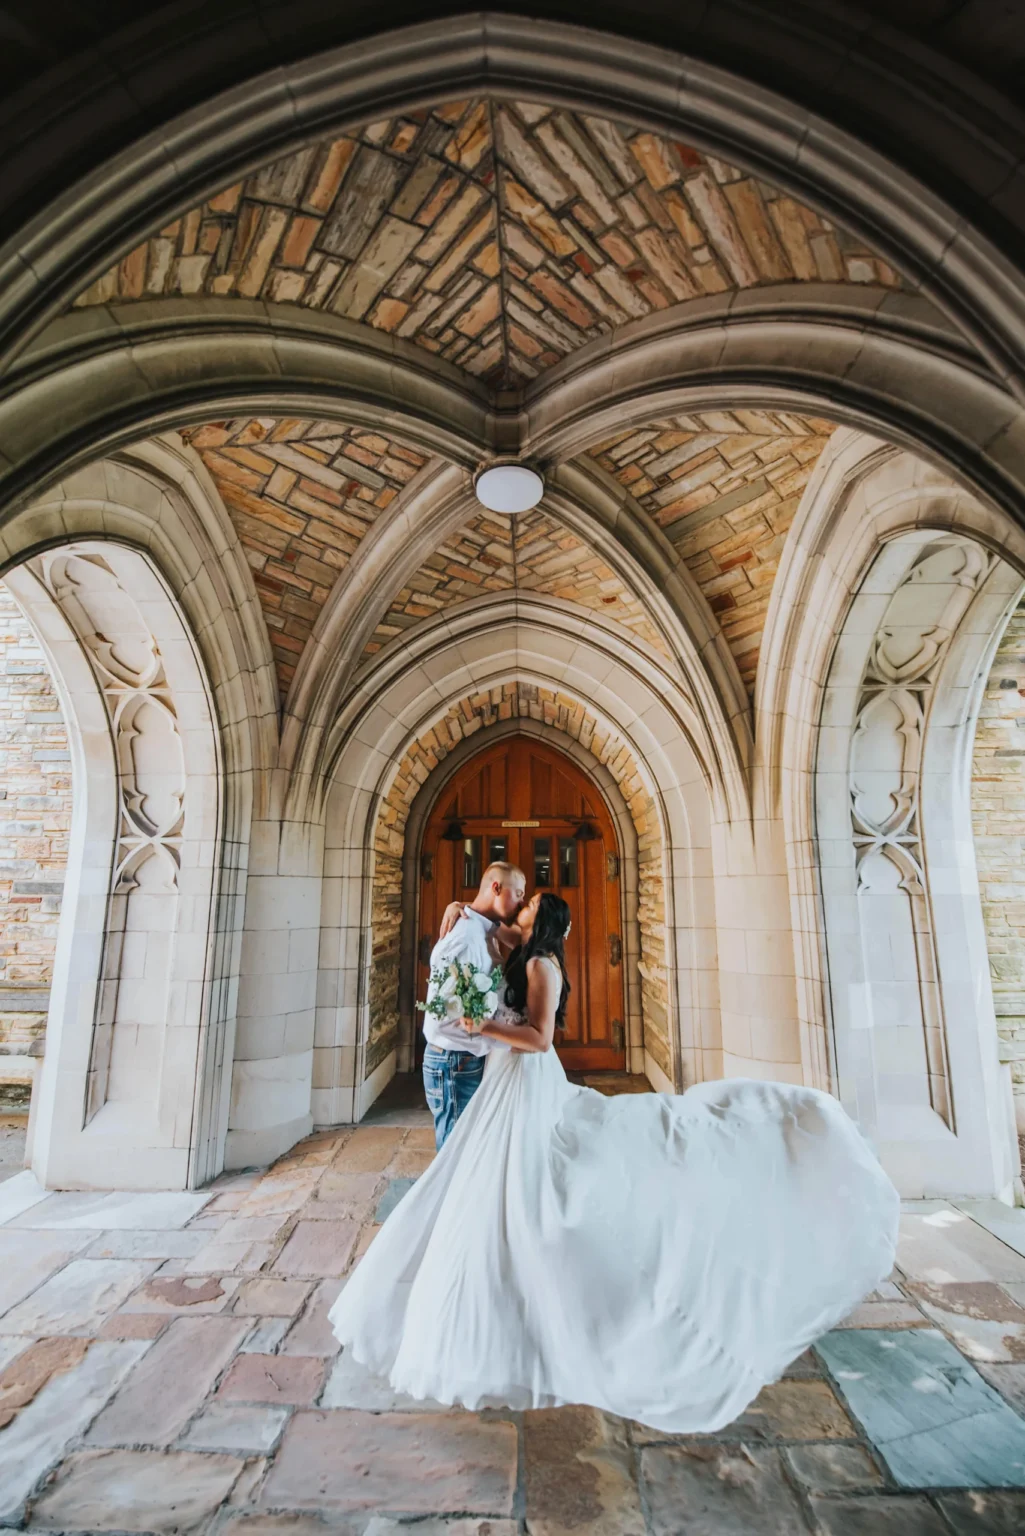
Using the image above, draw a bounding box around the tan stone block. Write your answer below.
[524,1406,645,1536]
[273,1221,358,1279]
[29,1448,243,1531]
[260,1409,518,1514]
[733,1380,856,1440]
[218,1352,325,1405]
[0,1337,89,1428]
[234,1277,312,1316]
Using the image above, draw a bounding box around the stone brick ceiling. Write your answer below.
[364,508,670,661]
[587,410,836,692]
[181,417,429,694]
[76,99,900,387]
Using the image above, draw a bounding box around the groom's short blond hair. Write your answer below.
[480,861,525,890]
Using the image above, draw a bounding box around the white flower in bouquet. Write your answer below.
[473,972,493,992]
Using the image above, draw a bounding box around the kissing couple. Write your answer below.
[330,862,899,1430]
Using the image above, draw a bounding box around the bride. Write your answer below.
[329,892,899,1432]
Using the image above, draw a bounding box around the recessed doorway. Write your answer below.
[417,736,626,1072]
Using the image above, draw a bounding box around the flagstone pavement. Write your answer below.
[0,1080,1025,1533]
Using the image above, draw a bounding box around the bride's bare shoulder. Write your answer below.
[526,953,561,980]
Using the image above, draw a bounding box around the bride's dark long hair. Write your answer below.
[503,892,572,1029]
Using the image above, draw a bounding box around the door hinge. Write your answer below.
[609,933,622,966]
[606,852,620,881]
[418,934,432,965]
[420,851,433,881]
[612,1018,625,1050]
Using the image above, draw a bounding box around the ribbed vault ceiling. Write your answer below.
[77,97,900,388]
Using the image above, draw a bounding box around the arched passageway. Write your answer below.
[0,31,1020,1210]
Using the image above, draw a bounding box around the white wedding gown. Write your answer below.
[329,978,899,1432]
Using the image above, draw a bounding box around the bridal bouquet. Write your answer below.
[417,960,503,1024]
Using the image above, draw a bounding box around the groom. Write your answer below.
[421,861,525,1149]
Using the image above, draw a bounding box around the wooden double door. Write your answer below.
[418,736,626,1072]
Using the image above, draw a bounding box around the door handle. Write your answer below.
[609,934,622,966]
[418,935,432,965]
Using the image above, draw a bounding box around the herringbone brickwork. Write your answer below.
[365,508,670,659]
[76,100,900,387]
[183,418,429,696]
[588,410,835,691]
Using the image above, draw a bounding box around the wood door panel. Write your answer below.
[417,736,626,1072]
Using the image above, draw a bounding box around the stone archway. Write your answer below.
[370,682,672,1093]
[815,531,1022,1199]
[5,544,224,1190]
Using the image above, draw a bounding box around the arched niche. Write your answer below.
[6,544,223,1190]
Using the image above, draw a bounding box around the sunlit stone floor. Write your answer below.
[0,1078,1024,1532]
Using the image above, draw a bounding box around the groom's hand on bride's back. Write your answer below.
[439,901,465,938]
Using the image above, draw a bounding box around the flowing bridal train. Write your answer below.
[329,920,899,1433]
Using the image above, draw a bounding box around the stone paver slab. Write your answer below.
[363,1522,518,1536]
[374,1177,417,1223]
[279,1279,344,1356]
[835,1301,929,1329]
[0,1228,93,1318]
[0,1258,153,1336]
[320,1348,448,1411]
[387,1148,434,1177]
[28,1447,243,1531]
[954,1201,1025,1261]
[0,1171,49,1226]
[935,1489,1025,1534]
[524,1405,645,1536]
[180,1400,290,1453]
[97,1313,169,1340]
[979,1362,1025,1415]
[240,1317,291,1353]
[898,1206,1025,1284]
[732,1380,856,1440]
[905,1279,1025,1322]
[784,1443,883,1492]
[0,1336,33,1371]
[217,1351,325,1404]
[118,1271,243,1314]
[911,1299,1025,1363]
[0,1340,148,1521]
[261,1408,518,1514]
[83,1229,209,1261]
[86,1314,250,1446]
[313,1171,381,1209]
[10,1190,211,1230]
[182,1234,270,1275]
[402,1127,436,1151]
[781,1350,822,1379]
[640,1441,810,1535]
[0,1336,89,1427]
[808,1493,953,1534]
[816,1327,1025,1487]
[329,1129,405,1173]
[273,1220,357,1278]
[236,1169,323,1218]
[215,1516,374,1535]
[233,1276,311,1316]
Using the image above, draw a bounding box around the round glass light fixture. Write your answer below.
[474,463,544,514]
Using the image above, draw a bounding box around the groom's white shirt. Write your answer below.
[423,906,500,1056]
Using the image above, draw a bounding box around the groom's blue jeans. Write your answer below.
[422,1044,485,1151]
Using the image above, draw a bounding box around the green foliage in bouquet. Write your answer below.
[417,959,503,1023]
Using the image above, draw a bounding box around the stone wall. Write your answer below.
[0,583,72,1058]
[971,599,1025,1128]
[369,681,670,1079]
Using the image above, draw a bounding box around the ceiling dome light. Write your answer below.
[474,463,544,514]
